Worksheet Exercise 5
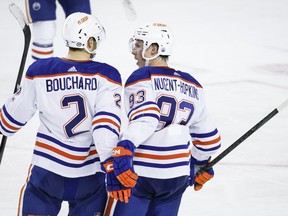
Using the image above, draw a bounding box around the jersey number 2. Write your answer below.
[61,94,88,138]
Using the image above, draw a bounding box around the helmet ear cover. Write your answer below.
[62,12,105,54]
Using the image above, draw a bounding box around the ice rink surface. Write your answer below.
[0,0,288,215]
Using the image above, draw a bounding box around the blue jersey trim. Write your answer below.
[190,128,219,138]
[134,160,189,168]
[33,150,100,168]
[138,142,190,151]
[37,133,91,152]
[2,105,26,126]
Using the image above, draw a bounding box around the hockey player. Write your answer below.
[105,23,221,215]
[25,0,91,60]
[0,12,130,215]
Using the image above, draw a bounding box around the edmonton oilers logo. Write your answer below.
[32,2,41,11]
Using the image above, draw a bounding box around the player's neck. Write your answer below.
[148,57,168,67]
[66,49,91,61]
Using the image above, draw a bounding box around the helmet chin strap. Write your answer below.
[84,46,97,59]
[142,48,159,66]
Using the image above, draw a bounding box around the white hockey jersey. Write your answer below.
[121,66,221,179]
[0,57,122,178]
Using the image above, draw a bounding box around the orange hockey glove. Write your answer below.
[113,140,138,188]
[189,156,214,191]
[101,159,131,203]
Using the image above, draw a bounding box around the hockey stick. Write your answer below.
[122,0,137,21]
[0,3,31,164]
[203,99,288,171]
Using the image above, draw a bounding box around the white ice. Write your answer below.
[0,0,288,215]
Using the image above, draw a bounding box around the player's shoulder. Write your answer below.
[26,58,122,84]
[125,66,202,88]
[26,57,57,77]
[92,61,122,85]
[173,70,203,88]
[125,66,153,86]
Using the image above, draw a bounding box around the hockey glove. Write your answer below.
[189,156,214,191]
[112,140,138,188]
[101,159,131,203]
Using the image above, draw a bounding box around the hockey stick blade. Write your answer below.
[9,3,31,92]
[0,3,31,164]
[203,99,288,171]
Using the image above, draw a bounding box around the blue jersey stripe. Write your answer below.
[93,125,119,137]
[190,128,219,138]
[0,121,14,134]
[132,113,160,121]
[34,150,100,168]
[94,111,121,124]
[37,133,91,152]
[194,144,221,152]
[2,105,26,126]
[138,142,190,151]
[127,101,157,117]
[134,160,189,168]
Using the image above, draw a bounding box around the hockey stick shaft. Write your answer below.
[122,0,137,21]
[204,99,288,171]
[0,3,31,164]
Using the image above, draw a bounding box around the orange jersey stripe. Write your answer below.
[129,107,160,121]
[192,136,221,146]
[17,164,33,216]
[135,151,191,160]
[32,48,53,55]
[35,141,97,160]
[0,109,20,131]
[92,118,120,131]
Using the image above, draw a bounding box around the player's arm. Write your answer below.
[92,69,131,202]
[121,70,160,146]
[0,69,37,136]
[113,70,160,188]
[189,90,221,191]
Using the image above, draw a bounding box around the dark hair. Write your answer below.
[151,43,169,61]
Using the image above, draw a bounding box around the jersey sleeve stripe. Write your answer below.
[129,107,160,121]
[2,106,26,126]
[92,111,121,136]
[132,113,160,122]
[92,125,119,137]
[92,118,120,131]
[0,110,21,131]
[0,122,15,135]
[192,136,221,146]
[127,101,158,117]
[190,128,219,138]
[194,144,221,152]
[93,111,121,124]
